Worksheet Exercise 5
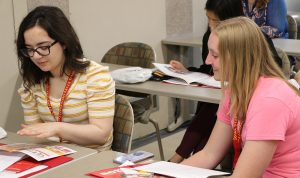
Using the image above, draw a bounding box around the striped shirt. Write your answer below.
[18,60,115,150]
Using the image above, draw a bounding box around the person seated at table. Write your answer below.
[16,6,115,151]
[181,16,300,178]
[242,0,288,39]
[168,0,282,164]
[295,71,300,84]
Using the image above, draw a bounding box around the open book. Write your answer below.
[153,63,221,88]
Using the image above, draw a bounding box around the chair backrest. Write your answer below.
[276,47,291,78]
[112,95,134,153]
[287,14,298,39]
[102,42,156,68]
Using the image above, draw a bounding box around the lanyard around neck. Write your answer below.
[232,118,244,168]
[46,72,75,122]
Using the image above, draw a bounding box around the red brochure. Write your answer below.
[19,156,73,178]
[86,164,171,178]
[6,159,39,173]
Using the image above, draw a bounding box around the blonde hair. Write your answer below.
[214,17,299,121]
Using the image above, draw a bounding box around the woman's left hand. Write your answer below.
[17,123,61,138]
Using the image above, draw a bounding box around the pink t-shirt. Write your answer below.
[218,77,300,178]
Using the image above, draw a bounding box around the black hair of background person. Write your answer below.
[188,0,282,75]
[16,6,90,91]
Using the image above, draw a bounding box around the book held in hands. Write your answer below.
[153,63,221,88]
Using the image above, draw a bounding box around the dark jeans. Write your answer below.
[175,102,218,158]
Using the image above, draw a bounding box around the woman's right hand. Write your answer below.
[169,60,188,73]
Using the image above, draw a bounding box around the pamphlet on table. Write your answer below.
[0,143,76,161]
[0,143,75,177]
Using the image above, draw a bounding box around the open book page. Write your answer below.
[0,143,76,161]
[153,63,209,84]
[194,76,221,88]
[163,78,199,86]
[134,161,229,178]
[153,63,221,88]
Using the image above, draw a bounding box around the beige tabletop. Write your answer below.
[272,38,300,57]
[162,34,202,48]
[32,150,121,178]
[105,63,221,104]
[162,34,300,57]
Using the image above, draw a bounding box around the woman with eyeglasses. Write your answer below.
[16,6,115,151]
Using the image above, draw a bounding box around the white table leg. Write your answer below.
[167,99,191,132]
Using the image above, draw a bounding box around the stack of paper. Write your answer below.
[0,143,76,177]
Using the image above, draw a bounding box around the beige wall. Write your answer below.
[2,0,207,137]
[286,0,300,12]
[69,0,166,62]
[68,0,169,137]
[0,0,23,131]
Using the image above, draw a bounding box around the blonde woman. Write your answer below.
[182,17,300,178]
[242,0,288,38]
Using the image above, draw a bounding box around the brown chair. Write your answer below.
[287,14,298,39]
[112,94,134,153]
[102,42,164,160]
[275,47,291,78]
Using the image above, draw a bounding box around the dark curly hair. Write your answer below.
[16,6,90,90]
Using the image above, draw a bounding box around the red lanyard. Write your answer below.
[232,118,244,168]
[46,72,75,122]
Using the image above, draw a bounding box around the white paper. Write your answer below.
[194,76,221,88]
[0,151,25,172]
[134,161,229,178]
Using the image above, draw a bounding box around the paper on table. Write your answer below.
[0,151,25,172]
[0,143,76,161]
[19,145,76,161]
[0,165,47,178]
[134,161,229,178]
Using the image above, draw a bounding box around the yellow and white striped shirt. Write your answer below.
[18,60,115,150]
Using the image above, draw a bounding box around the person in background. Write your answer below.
[182,16,300,178]
[295,71,300,84]
[168,0,282,164]
[242,0,288,38]
[16,6,115,151]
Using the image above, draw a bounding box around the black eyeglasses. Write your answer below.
[20,41,58,57]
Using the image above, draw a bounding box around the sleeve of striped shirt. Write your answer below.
[18,85,43,124]
[86,62,115,120]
